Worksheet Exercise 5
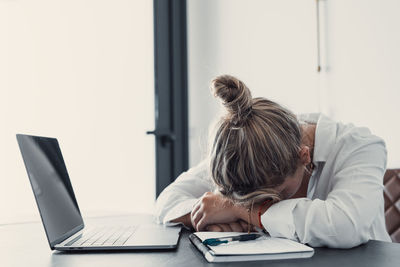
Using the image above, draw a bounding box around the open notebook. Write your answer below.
[189,232,314,263]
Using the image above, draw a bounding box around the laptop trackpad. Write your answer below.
[124,224,181,248]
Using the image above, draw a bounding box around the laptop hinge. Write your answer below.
[50,223,84,249]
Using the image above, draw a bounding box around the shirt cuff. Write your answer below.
[261,198,305,240]
[162,198,198,226]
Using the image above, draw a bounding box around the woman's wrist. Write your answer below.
[233,202,272,228]
[255,201,273,228]
[232,204,248,222]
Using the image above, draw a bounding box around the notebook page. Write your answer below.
[195,232,313,256]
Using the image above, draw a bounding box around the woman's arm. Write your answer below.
[260,138,387,248]
[191,191,273,231]
[157,160,252,232]
[155,159,214,228]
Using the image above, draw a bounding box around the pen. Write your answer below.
[202,233,262,246]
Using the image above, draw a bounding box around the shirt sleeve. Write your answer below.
[261,135,387,248]
[155,159,215,225]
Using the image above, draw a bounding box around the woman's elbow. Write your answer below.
[331,228,369,248]
[154,190,172,224]
[324,218,370,248]
[307,211,370,248]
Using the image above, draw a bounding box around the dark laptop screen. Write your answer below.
[16,134,83,247]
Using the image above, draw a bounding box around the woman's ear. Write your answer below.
[299,146,311,165]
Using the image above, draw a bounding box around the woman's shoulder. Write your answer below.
[306,112,385,146]
[334,118,385,150]
[312,113,386,165]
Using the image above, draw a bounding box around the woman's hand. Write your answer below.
[205,220,255,232]
[191,192,240,231]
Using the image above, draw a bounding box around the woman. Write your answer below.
[155,75,391,248]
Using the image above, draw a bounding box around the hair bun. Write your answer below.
[211,75,253,124]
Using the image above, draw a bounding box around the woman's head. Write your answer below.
[209,75,310,205]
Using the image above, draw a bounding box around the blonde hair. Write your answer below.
[209,75,302,206]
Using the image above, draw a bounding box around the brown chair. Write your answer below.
[384,169,400,242]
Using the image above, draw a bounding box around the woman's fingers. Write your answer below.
[191,208,203,230]
[205,222,249,232]
[206,224,223,232]
[228,221,244,232]
[218,223,233,232]
[238,220,249,231]
[190,201,202,229]
[191,198,201,213]
[196,216,208,231]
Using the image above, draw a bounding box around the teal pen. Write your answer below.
[202,233,262,246]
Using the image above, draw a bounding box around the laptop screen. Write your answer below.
[16,134,84,248]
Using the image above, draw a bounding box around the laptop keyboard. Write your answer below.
[65,226,137,247]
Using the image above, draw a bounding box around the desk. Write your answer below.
[1,214,399,267]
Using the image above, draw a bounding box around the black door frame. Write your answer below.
[150,0,188,197]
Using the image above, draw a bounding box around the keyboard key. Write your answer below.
[64,225,137,247]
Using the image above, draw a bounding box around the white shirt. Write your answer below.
[155,113,391,248]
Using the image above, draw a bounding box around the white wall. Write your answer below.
[188,0,400,168]
[0,0,155,223]
[321,0,400,168]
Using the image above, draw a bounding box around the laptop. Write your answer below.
[16,134,181,251]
